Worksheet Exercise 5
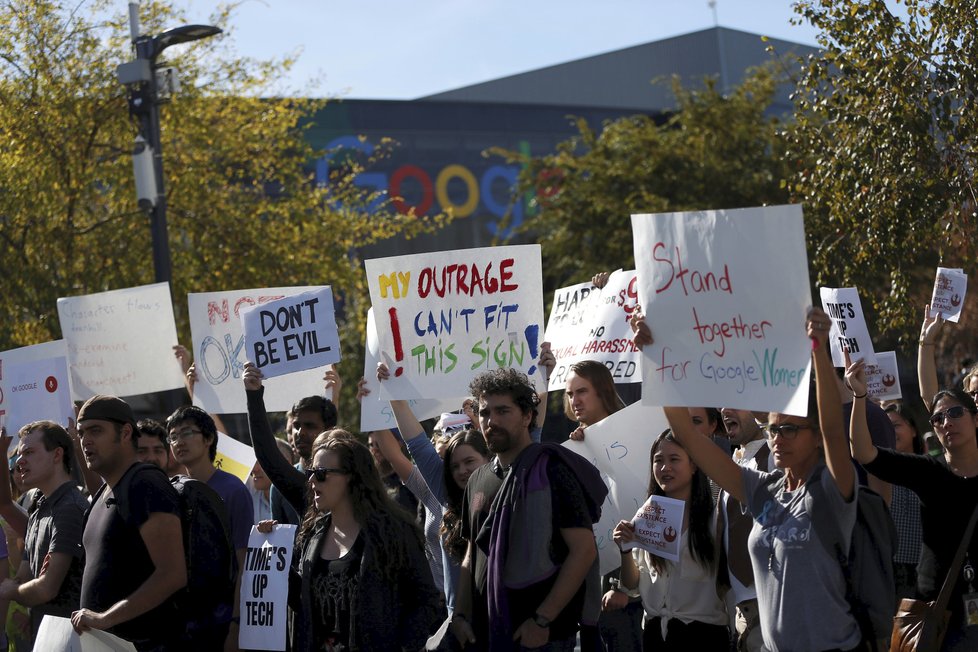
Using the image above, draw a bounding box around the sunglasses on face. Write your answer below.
[305,467,346,482]
[929,405,968,427]
[765,424,811,440]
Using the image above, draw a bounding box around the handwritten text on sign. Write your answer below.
[241,288,341,379]
[632,205,812,416]
[819,287,877,367]
[239,524,296,651]
[189,287,328,414]
[546,270,642,391]
[365,245,544,399]
[57,282,183,400]
[360,308,464,432]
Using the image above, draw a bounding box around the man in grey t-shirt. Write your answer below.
[0,421,87,639]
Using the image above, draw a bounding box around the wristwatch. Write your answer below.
[532,613,552,628]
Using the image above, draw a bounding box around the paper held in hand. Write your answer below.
[621,494,686,563]
[930,267,967,323]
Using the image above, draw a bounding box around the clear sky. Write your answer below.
[148,0,822,99]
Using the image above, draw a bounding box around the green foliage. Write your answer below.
[0,0,444,420]
[787,0,978,346]
[496,66,793,292]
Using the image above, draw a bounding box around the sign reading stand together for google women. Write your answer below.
[364,245,544,400]
[57,283,184,401]
[631,205,812,416]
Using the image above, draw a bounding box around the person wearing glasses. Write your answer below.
[632,307,861,651]
[164,406,253,651]
[259,436,440,651]
[849,357,978,649]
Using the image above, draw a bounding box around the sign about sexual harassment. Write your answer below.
[546,269,643,391]
[632,205,812,416]
[364,245,544,399]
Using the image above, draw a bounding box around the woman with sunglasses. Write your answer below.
[849,357,978,650]
[632,307,861,651]
[261,435,440,651]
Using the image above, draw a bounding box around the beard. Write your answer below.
[485,426,516,454]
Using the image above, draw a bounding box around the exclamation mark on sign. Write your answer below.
[389,308,405,377]
[524,324,540,375]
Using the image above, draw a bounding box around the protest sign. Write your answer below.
[561,402,666,574]
[0,340,71,448]
[546,269,643,391]
[632,205,812,416]
[820,287,878,367]
[216,433,258,483]
[622,494,686,562]
[57,283,183,400]
[239,524,297,650]
[360,308,464,432]
[0,355,72,452]
[241,288,341,380]
[930,267,968,323]
[188,287,330,414]
[864,351,901,401]
[364,245,544,399]
[35,615,137,651]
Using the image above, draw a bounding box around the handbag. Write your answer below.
[890,501,978,651]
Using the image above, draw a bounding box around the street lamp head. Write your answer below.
[153,24,222,57]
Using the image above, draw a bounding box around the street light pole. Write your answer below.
[117,1,221,284]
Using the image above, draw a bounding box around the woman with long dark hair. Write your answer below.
[850,365,978,649]
[613,430,727,650]
[265,434,439,651]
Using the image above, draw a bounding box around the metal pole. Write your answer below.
[133,35,172,284]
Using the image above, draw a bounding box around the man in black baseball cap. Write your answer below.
[72,394,186,650]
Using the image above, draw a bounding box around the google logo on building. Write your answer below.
[315,135,533,235]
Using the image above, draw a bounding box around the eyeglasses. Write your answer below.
[766,424,811,440]
[305,467,346,482]
[166,428,202,445]
[929,405,968,427]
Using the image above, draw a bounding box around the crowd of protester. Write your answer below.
[2,282,978,652]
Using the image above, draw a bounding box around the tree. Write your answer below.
[495,66,794,291]
[787,0,978,352]
[0,0,443,419]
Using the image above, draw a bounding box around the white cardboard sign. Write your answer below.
[546,269,643,391]
[57,283,184,400]
[188,287,330,414]
[364,245,545,399]
[560,402,667,574]
[0,340,72,448]
[239,524,297,651]
[35,615,137,651]
[632,205,812,416]
[0,355,73,451]
[215,433,259,484]
[241,288,341,380]
[930,267,967,323]
[820,287,878,367]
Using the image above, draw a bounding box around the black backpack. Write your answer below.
[93,463,238,630]
[805,468,898,651]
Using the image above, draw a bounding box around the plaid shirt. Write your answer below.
[891,484,923,565]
